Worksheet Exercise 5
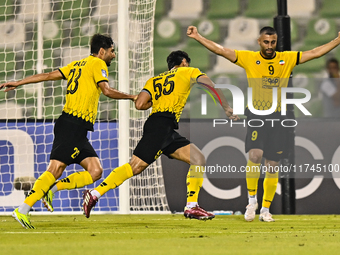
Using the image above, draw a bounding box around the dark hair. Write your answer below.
[166,50,191,70]
[90,34,114,54]
[327,57,339,66]
[259,26,277,35]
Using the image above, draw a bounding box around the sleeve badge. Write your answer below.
[101,69,108,78]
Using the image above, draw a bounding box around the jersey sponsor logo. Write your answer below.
[268,62,274,64]
[101,69,108,78]
[279,60,285,65]
[262,76,280,88]
[256,60,260,65]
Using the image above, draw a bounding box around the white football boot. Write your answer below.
[259,211,275,222]
[244,203,258,222]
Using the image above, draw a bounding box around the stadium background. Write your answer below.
[0,0,340,214]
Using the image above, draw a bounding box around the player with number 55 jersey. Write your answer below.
[82,50,239,220]
[0,34,136,229]
[142,66,206,124]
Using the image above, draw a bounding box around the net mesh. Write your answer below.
[0,0,169,213]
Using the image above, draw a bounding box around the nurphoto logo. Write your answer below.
[196,83,312,128]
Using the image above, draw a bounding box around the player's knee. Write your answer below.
[191,152,206,166]
[132,168,141,175]
[249,150,263,164]
[89,167,103,181]
[131,166,144,176]
[47,160,67,179]
[129,155,148,176]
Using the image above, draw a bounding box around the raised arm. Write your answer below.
[98,81,137,101]
[197,75,239,120]
[300,32,340,64]
[0,70,63,92]
[187,26,237,63]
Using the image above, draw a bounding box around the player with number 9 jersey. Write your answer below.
[235,50,300,112]
[188,24,340,222]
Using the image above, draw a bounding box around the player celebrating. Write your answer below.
[83,50,239,220]
[187,25,340,222]
[0,34,136,229]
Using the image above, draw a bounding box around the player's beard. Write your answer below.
[262,49,275,58]
[106,59,112,67]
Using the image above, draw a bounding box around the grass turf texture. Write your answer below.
[0,214,339,255]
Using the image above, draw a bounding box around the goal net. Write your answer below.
[0,0,169,214]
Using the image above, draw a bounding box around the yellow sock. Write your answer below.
[186,165,204,203]
[56,171,93,191]
[95,163,133,196]
[24,171,56,207]
[262,171,279,208]
[246,160,261,196]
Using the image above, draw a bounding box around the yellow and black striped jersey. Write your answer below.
[143,67,205,122]
[58,55,109,130]
[234,50,301,111]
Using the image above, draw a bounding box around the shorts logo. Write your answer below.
[154,150,163,160]
[71,147,80,159]
[277,151,283,154]
[101,69,108,78]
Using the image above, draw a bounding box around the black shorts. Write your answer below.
[50,114,98,165]
[245,109,285,162]
[133,113,190,165]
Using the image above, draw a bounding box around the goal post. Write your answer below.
[118,0,130,214]
[0,0,169,215]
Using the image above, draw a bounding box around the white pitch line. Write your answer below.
[2,230,339,235]
[1,231,220,234]
[280,218,340,221]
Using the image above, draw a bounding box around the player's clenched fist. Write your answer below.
[187,26,199,39]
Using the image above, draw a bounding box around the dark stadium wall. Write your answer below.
[162,119,340,214]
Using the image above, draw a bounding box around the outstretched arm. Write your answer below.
[197,75,239,120]
[300,32,340,64]
[0,70,63,92]
[187,26,237,62]
[98,81,137,101]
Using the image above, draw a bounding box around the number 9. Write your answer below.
[251,131,258,141]
[269,65,274,75]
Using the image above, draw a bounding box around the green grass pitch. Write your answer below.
[1,214,339,255]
